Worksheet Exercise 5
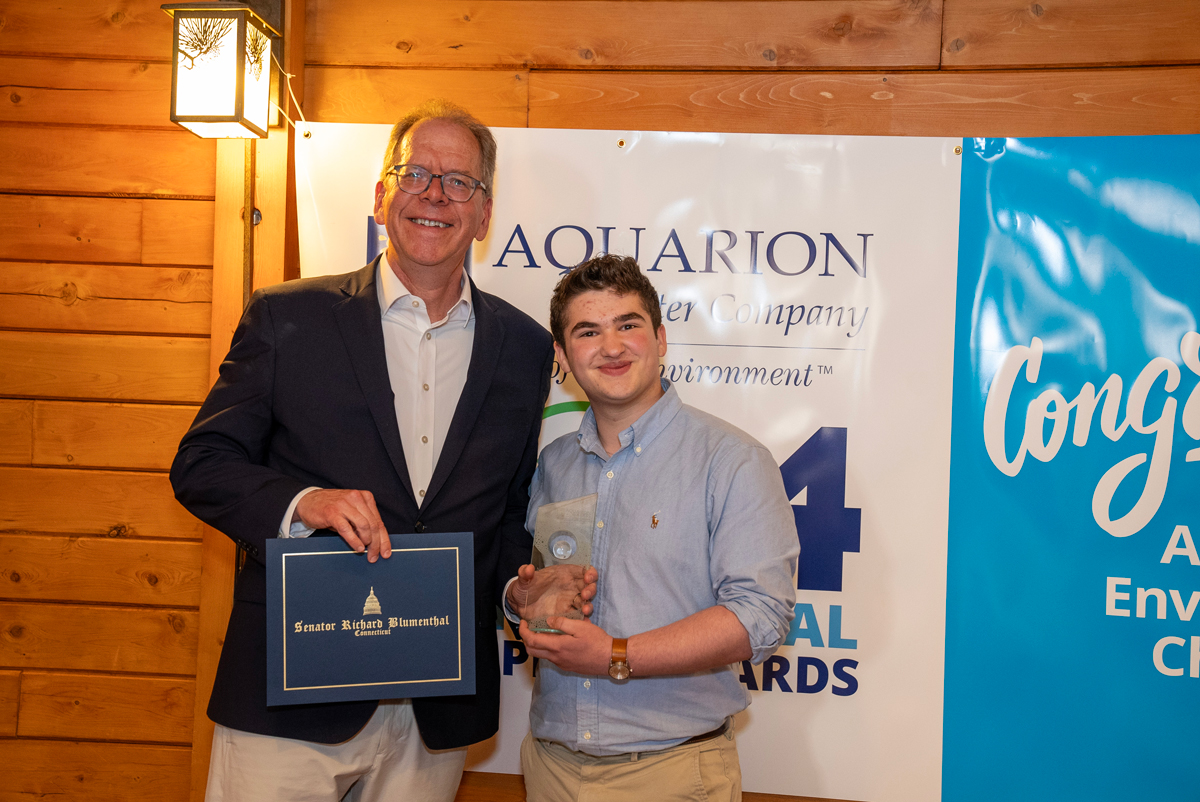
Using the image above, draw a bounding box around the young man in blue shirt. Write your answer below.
[517,254,799,801]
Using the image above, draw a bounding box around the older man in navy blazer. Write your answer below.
[172,100,591,802]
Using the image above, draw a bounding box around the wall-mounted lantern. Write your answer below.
[162,2,281,138]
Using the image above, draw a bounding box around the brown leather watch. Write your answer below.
[608,637,631,680]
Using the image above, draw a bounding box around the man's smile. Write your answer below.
[598,361,632,376]
[411,217,451,228]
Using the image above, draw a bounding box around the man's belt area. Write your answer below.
[681,718,731,746]
[541,716,732,763]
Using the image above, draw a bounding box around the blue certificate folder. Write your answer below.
[266,533,475,707]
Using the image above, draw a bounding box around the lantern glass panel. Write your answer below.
[243,21,271,134]
[174,12,240,118]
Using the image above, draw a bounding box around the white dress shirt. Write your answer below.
[280,257,475,536]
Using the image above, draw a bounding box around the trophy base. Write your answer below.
[528,615,575,635]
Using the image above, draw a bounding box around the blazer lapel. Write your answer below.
[423,279,504,507]
[332,263,416,504]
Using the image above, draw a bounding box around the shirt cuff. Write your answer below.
[279,487,322,538]
[719,597,791,665]
[501,577,522,625]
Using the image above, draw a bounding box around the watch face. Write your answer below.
[608,662,630,681]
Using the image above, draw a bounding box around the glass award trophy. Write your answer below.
[529,493,597,633]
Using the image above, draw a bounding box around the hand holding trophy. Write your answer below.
[507,494,599,633]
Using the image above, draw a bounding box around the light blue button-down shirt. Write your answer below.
[526,380,799,755]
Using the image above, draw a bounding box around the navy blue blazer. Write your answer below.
[171,262,553,747]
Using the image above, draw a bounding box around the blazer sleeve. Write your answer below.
[494,345,554,604]
[170,290,310,562]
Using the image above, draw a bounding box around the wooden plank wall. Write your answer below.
[0,2,211,799]
[300,2,1198,801]
[304,0,1200,136]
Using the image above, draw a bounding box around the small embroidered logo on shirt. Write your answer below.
[651,514,659,529]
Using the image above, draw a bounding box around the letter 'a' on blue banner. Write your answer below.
[944,136,1200,801]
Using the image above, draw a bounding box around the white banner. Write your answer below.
[297,124,962,800]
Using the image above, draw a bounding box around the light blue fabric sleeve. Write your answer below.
[708,444,799,664]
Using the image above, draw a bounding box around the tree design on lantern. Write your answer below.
[247,26,268,79]
[177,16,234,70]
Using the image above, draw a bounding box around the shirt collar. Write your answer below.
[577,379,682,460]
[376,255,473,327]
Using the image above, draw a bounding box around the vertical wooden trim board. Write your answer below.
[187,139,246,802]
[187,2,307,798]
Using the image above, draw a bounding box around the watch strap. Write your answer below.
[608,637,631,679]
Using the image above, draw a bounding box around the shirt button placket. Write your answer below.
[590,451,620,633]
[579,691,599,749]
[419,330,434,483]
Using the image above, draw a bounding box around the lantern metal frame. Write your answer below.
[162,2,282,138]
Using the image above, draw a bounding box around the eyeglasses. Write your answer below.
[386,164,487,203]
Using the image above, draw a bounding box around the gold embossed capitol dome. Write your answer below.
[362,587,382,617]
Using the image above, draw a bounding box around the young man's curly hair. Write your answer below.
[549,254,662,346]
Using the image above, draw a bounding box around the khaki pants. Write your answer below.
[521,728,742,802]
[205,700,466,802]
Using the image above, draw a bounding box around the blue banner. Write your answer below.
[944,136,1200,801]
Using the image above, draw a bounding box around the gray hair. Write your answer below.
[379,99,497,195]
